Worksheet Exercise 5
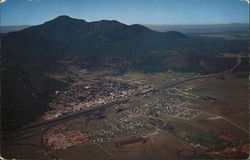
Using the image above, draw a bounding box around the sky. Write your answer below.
[0,0,249,26]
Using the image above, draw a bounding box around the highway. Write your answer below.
[3,67,236,140]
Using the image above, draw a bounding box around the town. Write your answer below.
[42,81,202,150]
[42,78,155,120]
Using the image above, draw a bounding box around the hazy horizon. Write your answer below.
[0,16,248,34]
[0,15,249,27]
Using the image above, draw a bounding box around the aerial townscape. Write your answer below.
[1,0,249,160]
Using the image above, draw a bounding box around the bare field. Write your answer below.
[51,132,206,160]
[181,73,249,129]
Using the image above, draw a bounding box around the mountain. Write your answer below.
[2,15,248,81]
[2,16,187,66]
[4,15,186,41]
[3,16,247,73]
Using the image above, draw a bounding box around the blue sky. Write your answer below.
[0,0,249,26]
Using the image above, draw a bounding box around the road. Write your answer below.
[5,67,244,141]
[6,60,236,139]
[3,99,130,139]
[4,89,157,140]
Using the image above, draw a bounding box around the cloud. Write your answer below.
[0,0,6,4]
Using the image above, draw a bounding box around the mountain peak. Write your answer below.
[56,15,72,19]
[39,15,88,30]
[49,15,87,24]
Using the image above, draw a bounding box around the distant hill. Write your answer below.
[144,23,249,34]
[2,23,248,34]
[0,25,31,33]
[0,33,6,38]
